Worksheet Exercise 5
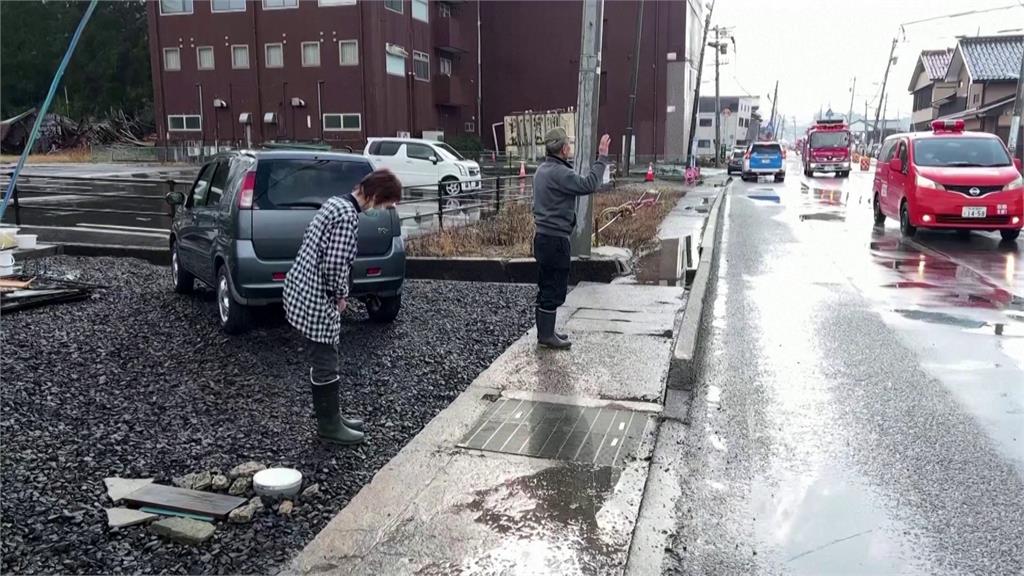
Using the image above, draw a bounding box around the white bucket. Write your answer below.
[0,250,14,267]
[0,265,14,276]
[15,234,37,249]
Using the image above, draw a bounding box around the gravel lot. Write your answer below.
[1,256,535,575]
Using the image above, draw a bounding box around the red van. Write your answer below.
[872,120,1023,241]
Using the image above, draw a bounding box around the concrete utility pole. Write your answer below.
[1008,45,1024,165]
[872,37,898,147]
[847,76,856,123]
[864,99,869,147]
[622,0,644,177]
[768,80,779,134]
[714,25,722,167]
[685,2,715,163]
[570,0,605,257]
[880,92,889,141]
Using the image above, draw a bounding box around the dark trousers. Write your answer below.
[306,338,339,385]
[534,233,570,311]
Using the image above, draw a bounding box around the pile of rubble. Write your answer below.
[103,461,321,546]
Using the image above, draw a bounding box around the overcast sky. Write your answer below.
[708,0,1024,130]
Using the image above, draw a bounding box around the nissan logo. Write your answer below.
[969,187,981,196]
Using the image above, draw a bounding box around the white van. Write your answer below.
[364,138,482,195]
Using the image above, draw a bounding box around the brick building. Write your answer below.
[148,0,696,157]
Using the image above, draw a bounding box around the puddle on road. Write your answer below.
[424,464,625,576]
[893,309,987,329]
[800,212,846,222]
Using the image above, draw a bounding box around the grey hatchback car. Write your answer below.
[166,150,405,334]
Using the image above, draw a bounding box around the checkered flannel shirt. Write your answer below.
[283,195,361,344]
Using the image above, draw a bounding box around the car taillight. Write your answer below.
[782,149,787,159]
[744,151,751,160]
[366,267,382,277]
[238,171,256,209]
[272,272,287,282]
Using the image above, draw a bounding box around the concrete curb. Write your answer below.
[61,243,171,265]
[666,178,730,392]
[406,255,630,283]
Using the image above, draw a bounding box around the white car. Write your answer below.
[364,138,482,195]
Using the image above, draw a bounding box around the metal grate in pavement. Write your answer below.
[457,399,651,467]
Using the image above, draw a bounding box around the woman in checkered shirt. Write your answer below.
[284,169,402,445]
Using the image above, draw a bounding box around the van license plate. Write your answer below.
[962,206,986,218]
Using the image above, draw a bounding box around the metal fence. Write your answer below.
[398,175,534,237]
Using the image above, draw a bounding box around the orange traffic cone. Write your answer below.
[645,163,655,182]
[518,161,527,179]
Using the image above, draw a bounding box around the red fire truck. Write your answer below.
[802,119,852,178]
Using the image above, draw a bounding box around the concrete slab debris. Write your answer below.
[104,507,158,528]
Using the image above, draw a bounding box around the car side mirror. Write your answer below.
[1014,158,1022,172]
[888,158,902,172]
[165,191,185,206]
[431,156,439,165]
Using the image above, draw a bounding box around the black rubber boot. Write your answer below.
[311,381,365,445]
[310,369,363,430]
[537,308,571,349]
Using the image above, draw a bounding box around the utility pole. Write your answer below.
[864,99,869,148]
[847,76,856,123]
[713,25,722,167]
[880,92,889,141]
[685,2,715,163]
[1008,44,1024,165]
[872,37,898,147]
[570,0,604,257]
[622,0,644,177]
[768,80,779,133]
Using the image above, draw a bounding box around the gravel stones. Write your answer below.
[148,518,215,545]
[173,471,212,491]
[228,462,266,480]
[278,500,294,516]
[228,477,251,497]
[300,483,321,500]
[1,256,535,575]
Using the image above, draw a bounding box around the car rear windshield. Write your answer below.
[254,159,372,210]
[912,137,1011,168]
[752,144,781,155]
[809,131,850,148]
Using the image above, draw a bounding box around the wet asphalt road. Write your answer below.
[666,159,1024,575]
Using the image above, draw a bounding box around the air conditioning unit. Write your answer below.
[385,43,408,57]
[290,97,306,108]
[397,131,411,138]
[238,113,252,125]
[187,147,200,157]
[263,112,278,124]
[213,98,229,108]
[422,130,444,141]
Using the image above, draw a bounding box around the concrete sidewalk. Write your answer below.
[285,282,687,575]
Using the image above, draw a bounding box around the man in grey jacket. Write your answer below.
[532,127,611,349]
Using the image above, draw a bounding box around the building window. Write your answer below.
[197,46,215,70]
[163,48,181,71]
[265,43,284,68]
[318,0,356,5]
[413,51,429,81]
[736,139,747,146]
[323,113,362,132]
[439,56,452,76]
[212,0,245,12]
[160,0,193,15]
[439,2,451,17]
[262,0,298,9]
[338,40,358,65]
[412,0,428,22]
[168,115,202,132]
[698,118,712,127]
[384,0,403,14]
[697,139,711,148]
[231,45,250,69]
[386,51,406,77]
[465,122,475,133]
[302,42,321,67]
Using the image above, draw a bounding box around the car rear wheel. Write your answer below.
[171,242,194,294]
[804,168,813,177]
[366,294,401,323]
[900,200,917,238]
[774,173,785,183]
[440,177,461,197]
[217,266,250,334]
[1001,229,1021,242]
[873,194,886,226]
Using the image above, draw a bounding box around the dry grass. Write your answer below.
[0,148,94,164]
[407,182,683,258]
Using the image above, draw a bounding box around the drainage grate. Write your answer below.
[458,399,651,467]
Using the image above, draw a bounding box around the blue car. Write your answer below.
[741,142,786,183]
